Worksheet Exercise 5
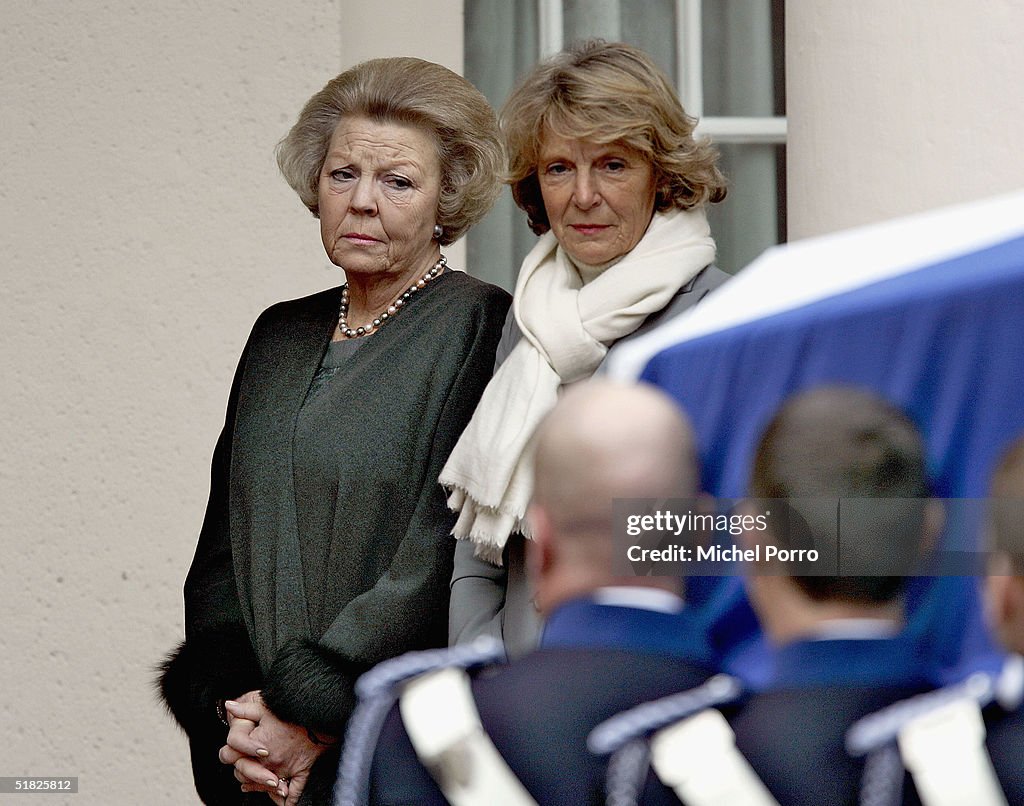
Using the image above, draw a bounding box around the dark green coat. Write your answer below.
[160,271,510,804]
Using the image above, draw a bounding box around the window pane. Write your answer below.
[563,0,678,82]
[702,0,784,117]
[464,0,540,290]
[706,143,784,273]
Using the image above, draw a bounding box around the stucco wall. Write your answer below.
[787,0,1024,239]
[11,1,1021,803]
[0,1,460,803]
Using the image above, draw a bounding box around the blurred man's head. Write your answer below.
[746,386,935,642]
[987,436,1024,656]
[527,380,699,615]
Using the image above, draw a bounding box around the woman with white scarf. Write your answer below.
[441,40,729,657]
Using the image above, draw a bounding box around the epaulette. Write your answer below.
[334,636,505,806]
[994,653,1024,712]
[847,671,1008,806]
[399,663,539,805]
[588,674,742,755]
[588,675,758,806]
[846,672,996,757]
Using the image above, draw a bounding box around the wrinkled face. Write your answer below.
[318,116,441,279]
[537,130,657,266]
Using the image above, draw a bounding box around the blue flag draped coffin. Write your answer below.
[607,190,1024,683]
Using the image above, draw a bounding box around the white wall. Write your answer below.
[338,0,468,268]
[787,0,1024,239]
[0,1,459,803]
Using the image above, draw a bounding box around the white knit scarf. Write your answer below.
[439,207,716,564]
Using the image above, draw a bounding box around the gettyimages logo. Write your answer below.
[611,497,959,577]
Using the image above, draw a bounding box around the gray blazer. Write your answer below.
[448,264,731,657]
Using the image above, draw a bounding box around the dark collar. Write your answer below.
[541,595,719,668]
[767,635,936,690]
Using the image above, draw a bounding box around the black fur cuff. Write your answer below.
[157,627,262,733]
[260,639,364,738]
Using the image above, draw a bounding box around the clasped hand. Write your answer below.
[218,690,332,805]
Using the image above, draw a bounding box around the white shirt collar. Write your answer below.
[806,618,901,641]
[592,586,684,614]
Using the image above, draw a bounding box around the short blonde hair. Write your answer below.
[276,57,503,245]
[502,40,727,235]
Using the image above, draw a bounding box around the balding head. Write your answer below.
[527,380,699,613]
[533,380,698,527]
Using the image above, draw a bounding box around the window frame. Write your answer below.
[537,0,787,145]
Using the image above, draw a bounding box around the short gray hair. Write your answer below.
[276,57,503,245]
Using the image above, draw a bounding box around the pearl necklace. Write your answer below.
[337,255,446,338]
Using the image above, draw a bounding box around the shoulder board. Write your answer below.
[648,709,781,806]
[588,673,742,755]
[846,671,996,757]
[354,636,506,701]
[336,637,505,806]
[994,653,1024,711]
[895,697,1008,806]
[400,666,538,806]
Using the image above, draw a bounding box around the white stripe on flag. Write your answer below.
[608,189,1024,381]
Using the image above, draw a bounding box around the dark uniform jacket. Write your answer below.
[368,595,721,806]
[984,670,1024,804]
[637,635,936,806]
[729,637,935,806]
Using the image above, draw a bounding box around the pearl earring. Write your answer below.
[433,224,443,240]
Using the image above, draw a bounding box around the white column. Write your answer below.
[338,0,464,73]
[787,0,1024,239]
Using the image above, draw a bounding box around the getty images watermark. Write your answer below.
[612,498,1003,577]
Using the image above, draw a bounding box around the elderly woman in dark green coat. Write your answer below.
[159,57,510,806]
